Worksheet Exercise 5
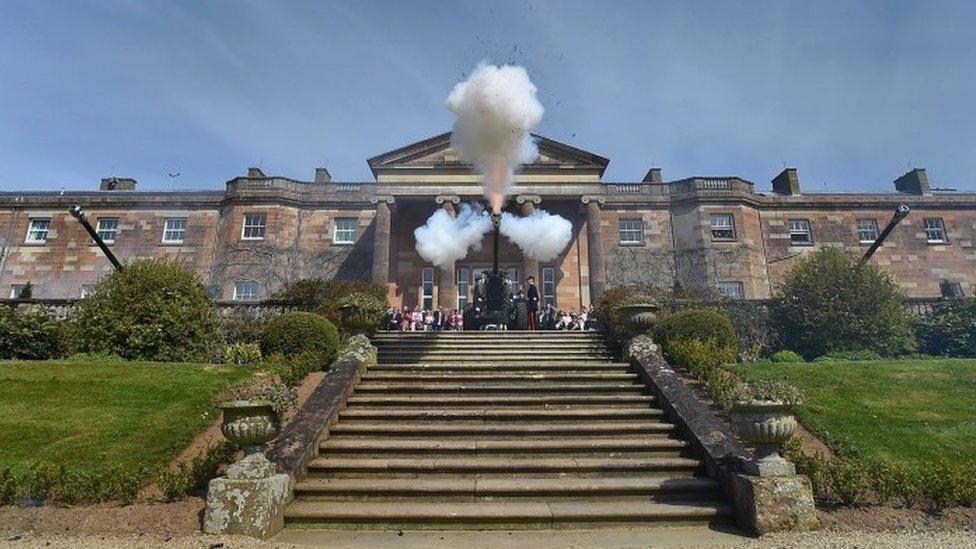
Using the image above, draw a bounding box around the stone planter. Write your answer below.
[731,399,798,476]
[617,303,658,334]
[338,305,379,335]
[219,400,282,457]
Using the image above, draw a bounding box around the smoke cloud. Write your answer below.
[414,203,492,269]
[500,209,573,262]
[446,62,544,214]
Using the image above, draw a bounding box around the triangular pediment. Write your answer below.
[367,132,609,178]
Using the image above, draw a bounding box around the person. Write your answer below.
[399,306,413,331]
[472,276,485,310]
[386,307,400,331]
[555,309,573,330]
[513,290,528,330]
[411,306,423,331]
[525,276,539,330]
[540,304,557,330]
[433,308,445,331]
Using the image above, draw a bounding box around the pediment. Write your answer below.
[367,132,609,177]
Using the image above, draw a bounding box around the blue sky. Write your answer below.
[2,0,974,192]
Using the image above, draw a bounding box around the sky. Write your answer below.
[2,0,975,193]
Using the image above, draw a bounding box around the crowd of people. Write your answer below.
[385,275,598,331]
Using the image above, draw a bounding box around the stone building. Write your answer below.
[1,132,974,307]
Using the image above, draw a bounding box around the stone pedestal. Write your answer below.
[203,453,292,538]
[732,474,819,536]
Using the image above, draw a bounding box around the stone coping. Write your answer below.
[266,334,377,477]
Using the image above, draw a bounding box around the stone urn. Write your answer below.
[219,400,282,457]
[616,303,658,334]
[730,399,798,476]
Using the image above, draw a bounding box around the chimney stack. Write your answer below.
[894,168,930,195]
[314,167,332,183]
[642,167,662,184]
[247,167,266,178]
[772,168,800,195]
[99,177,137,191]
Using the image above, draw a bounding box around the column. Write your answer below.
[435,195,459,310]
[584,197,607,303]
[371,197,392,285]
[517,195,541,284]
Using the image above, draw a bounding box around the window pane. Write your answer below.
[334,218,357,243]
[542,266,556,307]
[457,267,469,308]
[10,285,25,299]
[788,219,812,244]
[96,218,118,243]
[717,281,744,299]
[924,218,947,243]
[242,213,266,239]
[234,281,261,301]
[618,218,643,243]
[163,218,187,243]
[27,218,51,243]
[710,214,735,239]
[422,267,434,310]
[857,219,878,243]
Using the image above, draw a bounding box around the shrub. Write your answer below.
[272,279,387,328]
[703,368,742,409]
[212,373,296,414]
[828,457,873,506]
[0,307,68,359]
[261,311,340,367]
[771,350,804,363]
[222,342,262,366]
[664,338,735,376]
[916,298,976,358]
[157,441,236,502]
[18,281,33,299]
[337,292,387,335]
[215,308,270,346]
[2,463,145,505]
[813,349,883,362]
[274,350,323,387]
[592,286,635,345]
[723,300,774,362]
[773,247,915,359]
[655,308,737,353]
[729,379,804,405]
[72,259,215,362]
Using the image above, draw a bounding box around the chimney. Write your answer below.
[314,167,332,183]
[99,177,137,191]
[642,167,662,184]
[894,168,930,195]
[247,167,266,178]
[772,168,800,195]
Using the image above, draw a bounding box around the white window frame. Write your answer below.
[717,281,745,300]
[241,213,267,240]
[233,281,262,301]
[9,284,26,299]
[96,218,119,244]
[507,267,521,293]
[162,217,187,244]
[924,217,947,244]
[856,218,879,244]
[333,218,357,244]
[542,266,556,307]
[788,219,813,245]
[709,213,736,240]
[618,218,643,244]
[26,218,51,244]
[457,267,469,309]
[421,267,434,310]
[80,284,94,299]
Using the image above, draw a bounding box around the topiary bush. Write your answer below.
[916,298,976,358]
[773,247,916,359]
[654,308,738,353]
[261,312,339,368]
[771,350,804,363]
[0,307,68,360]
[72,259,215,362]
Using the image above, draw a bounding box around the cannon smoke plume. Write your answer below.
[500,209,572,262]
[414,203,491,269]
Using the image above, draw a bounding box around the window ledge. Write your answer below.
[618,241,646,247]
[710,238,738,243]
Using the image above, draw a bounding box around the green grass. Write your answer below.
[734,359,976,465]
[0,359,250,475]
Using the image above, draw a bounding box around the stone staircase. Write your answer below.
[283,331,733,529]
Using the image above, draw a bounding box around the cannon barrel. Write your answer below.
[68,205,124,271]
[858,204,910,267]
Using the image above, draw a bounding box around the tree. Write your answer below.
[773,247,916,359]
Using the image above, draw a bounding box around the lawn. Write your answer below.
[0,360,250,475]
[734,359,976,465]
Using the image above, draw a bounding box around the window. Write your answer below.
[457,267,470,308]
[26,218,51,244]
[924,217,947,243]
[709,213,736,240]
[507,267,521,293]
[717,281,745,300]
[96,218,119,244]
[233,281,262,301]
[618,218,643,244]
[9,284,26,299]
[940,281,964,298]
[788,219,812,245]
[241,213,266,240]
[162,217,187,244]
[333,218,357,244]
[542,266,556,307]
[80,284,94,298]
[421,267,434,310]
[856,219,879,244]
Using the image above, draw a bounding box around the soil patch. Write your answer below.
[0,498,205,538]
[818,504,976,533]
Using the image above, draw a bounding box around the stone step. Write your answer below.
[373,332,604,338]
[378,349,612,355]
[376,344,611,352]
[354,383,643,393]
[345,394,655,407]
[369,362,632,372]
[283,500,732,529]
[329,421,673,437]
[338,407,664,421]
[361,372,636,382]
[305,456,701,475]
[380,358,617,365]
[319,437,686,455]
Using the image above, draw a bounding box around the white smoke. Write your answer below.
[414,203,492,269]
[500,209,573,262]
[446,62,544,213]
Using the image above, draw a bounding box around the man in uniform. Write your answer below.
[525,276,540,330]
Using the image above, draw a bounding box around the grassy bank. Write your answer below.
[0,360,249,475]
[734,359,976,465]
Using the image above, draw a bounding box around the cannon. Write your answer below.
[68,205,124,271]
[858,204,910,267]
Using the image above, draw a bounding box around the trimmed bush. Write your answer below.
[72,259,215,362]
[771,350,804,363]
[916,298,976,358]
[0,307,67,360]
[773,247,915,359]
[664,338,736,376]
[654,308,737,353]
[261,312,339,368]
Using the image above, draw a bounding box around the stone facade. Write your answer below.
[1,133,974,304]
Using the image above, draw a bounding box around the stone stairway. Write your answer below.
[283,331,733,529]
